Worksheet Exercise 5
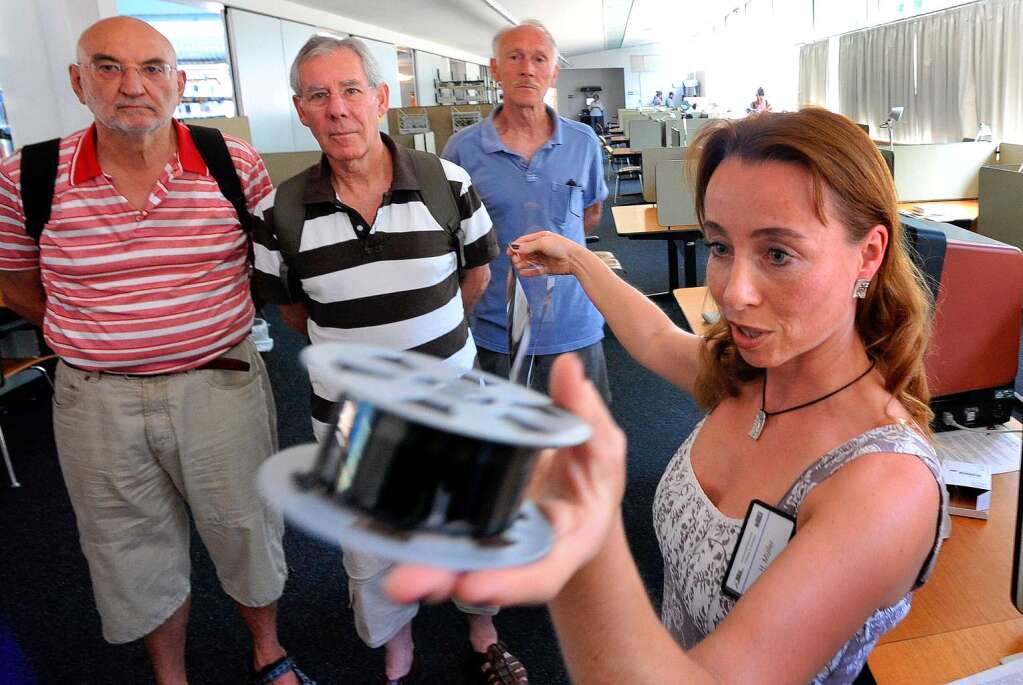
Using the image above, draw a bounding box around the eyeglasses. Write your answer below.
[77,60,176,82]
[300,86,370,110]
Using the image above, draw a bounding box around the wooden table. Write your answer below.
[869,468,1023,683]
[673,286,718,336]
[897,199,980,226]
[610,135,629,145]
[611,147,637,158]
[611,204,702,291]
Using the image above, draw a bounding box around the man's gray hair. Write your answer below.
[290,34,384,95]
[492,20,560,61]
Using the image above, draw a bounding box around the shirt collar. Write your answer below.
[302,132,418,205]
[70,119,204,187]
[481,105,562,154]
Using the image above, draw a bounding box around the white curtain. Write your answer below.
[968,0,1023,143]
[798,40,828,107]
[839,19,916,142]
[838,0,1023,143]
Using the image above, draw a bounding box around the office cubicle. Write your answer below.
[655,160,699,227]
[978,164,1023,251]
[629,119,663,151]
[192,116,253,143]
[641,147,687,203]
[891,141,997,201]
[999,143,1023,166]
[262,151,322,185]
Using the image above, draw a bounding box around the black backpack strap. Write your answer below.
[407,149,465,271]
[267,170,312,303]
[19,138,62,243]
[187,124,251,233]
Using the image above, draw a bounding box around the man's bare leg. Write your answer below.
[143,596,190,685]
[237,601,299,685]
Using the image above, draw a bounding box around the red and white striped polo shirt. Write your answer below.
[0,120,273,373]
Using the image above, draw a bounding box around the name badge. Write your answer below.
[722,499,796,600]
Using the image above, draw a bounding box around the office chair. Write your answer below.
[0,352,56,487]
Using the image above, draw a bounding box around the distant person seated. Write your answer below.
[650,90,664,106]
[588,95,605,133]
[666,92,675,108]
[748,86,772,114]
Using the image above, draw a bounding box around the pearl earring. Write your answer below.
[853,279,870,299]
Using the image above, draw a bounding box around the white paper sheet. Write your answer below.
[947,655,1023,684]
[934,428,1022,475]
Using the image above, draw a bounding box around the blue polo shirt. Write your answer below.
[443,106,609,355]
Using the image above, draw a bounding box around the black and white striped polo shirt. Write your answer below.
[252,134,498,431]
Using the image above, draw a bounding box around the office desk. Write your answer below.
[869,468,1023,683]
[610,135,628,144]
[897,199,979,225]
[611,204,702,291]
[673,286,718,336]
[611,147,637,158]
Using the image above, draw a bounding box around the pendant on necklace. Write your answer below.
[749,410,766,440]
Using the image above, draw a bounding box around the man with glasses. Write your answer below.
[0,17,311,685]
[250,36,522,684]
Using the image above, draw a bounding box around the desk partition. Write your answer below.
[655,161,699,227]
[892,141,997,201]
[262,150,322,185]
[194,116,253,143]
[629,119,663,151]
[999,143,1023,166]
[978,164,1023,251]
[641,147,687,203]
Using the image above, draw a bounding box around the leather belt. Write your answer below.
[64,356,250,375]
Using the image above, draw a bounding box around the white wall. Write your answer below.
[221,0,487,65]
[414,52,449,107]
[567,43,676,108]
[0,0,113,145]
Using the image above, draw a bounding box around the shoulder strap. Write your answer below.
[270,171,310,259]
[19,138,62,243]
[187,124,251,234]
[268,169,313,303]
[407,149,465,270]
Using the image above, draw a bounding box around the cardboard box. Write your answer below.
[943,460,993,519]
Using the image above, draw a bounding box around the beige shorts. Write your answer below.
[53,338,286,644]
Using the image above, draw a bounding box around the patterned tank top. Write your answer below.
[653,419,947,684]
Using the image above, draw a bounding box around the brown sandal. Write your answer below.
[475,642,528,684]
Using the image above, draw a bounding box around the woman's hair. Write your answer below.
[756,87,765,97]
[689,107,934,431]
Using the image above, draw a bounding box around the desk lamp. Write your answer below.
[879,106,904,151]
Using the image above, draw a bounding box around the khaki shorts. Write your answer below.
[53,338,286,644]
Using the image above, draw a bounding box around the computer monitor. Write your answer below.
[1010,411,1023,612]
[903,216,1023,430]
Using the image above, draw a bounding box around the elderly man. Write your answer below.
[443,21,611,403]
[0,17,309,685]
[251,36,526,684]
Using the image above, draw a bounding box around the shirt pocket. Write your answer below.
[550,182,584,230]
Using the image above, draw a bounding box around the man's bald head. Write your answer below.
[77,16,177,66]
[70,16,184,137]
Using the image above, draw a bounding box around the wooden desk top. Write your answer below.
[897,199,979,223]
[869,468,1023,683]
[610,135,628,143]
[673,286,718,336]
[612,147,637,157]
[611,204,699,237]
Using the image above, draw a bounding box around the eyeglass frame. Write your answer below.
[75,59,178,82]
[297,81,377,110]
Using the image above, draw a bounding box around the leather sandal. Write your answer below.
[251,654,316,685]
[377,652,422,684]
[474,642,529,684]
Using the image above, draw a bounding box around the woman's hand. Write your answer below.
[385,353,628,607]
[508,231,584,278]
